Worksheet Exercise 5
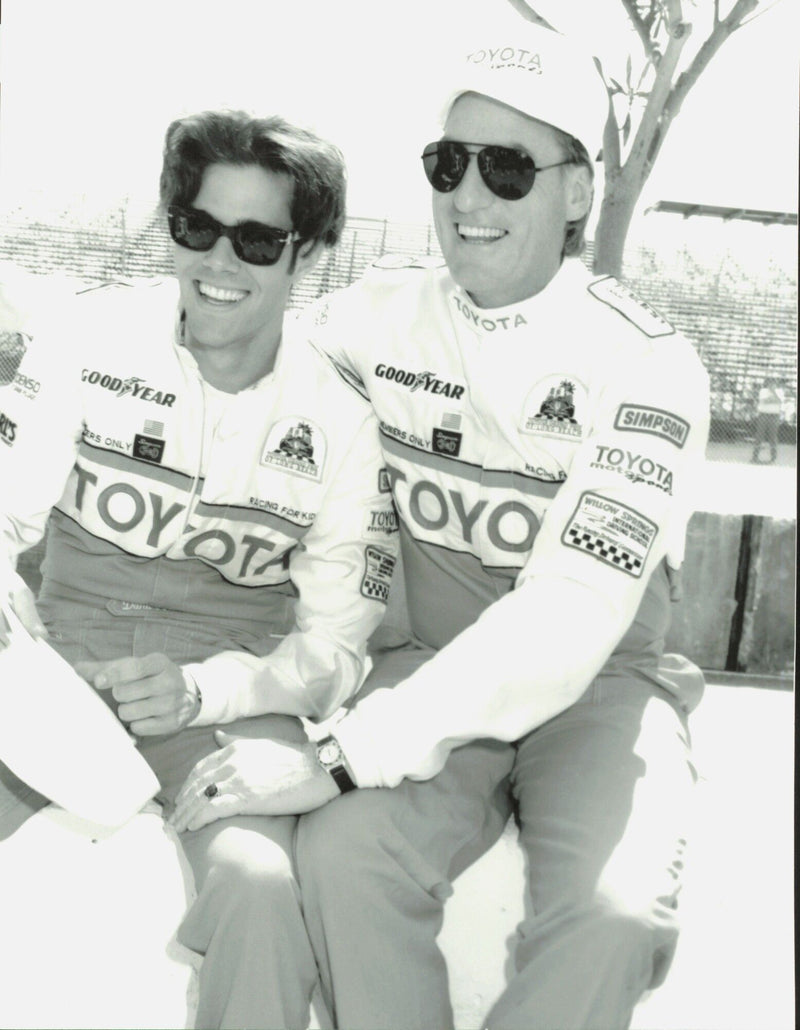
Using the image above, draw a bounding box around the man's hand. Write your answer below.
[75,653,201,736]
[169,731,340,833]
[0,580,47,646]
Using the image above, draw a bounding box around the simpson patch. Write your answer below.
[562,491,657,578]
[361,545,396,603]
[614,404,689,448]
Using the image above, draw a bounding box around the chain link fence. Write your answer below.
[1,201,796,466]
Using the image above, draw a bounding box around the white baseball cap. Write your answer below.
[439,23,608,160]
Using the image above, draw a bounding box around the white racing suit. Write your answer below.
[0,277,398,1029]
[290,257,711,1030]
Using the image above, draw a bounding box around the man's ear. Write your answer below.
[290,239,324,281]
[565,165,593,222]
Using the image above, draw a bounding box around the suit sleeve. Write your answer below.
[0,287,84,601]
[334,337,710,787]
[296,288,373,401]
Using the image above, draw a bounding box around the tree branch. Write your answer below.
[623,19,691,182]
[664,0,687,34]
[737,0,784,27]
[603,92,622,177]
[668,0,759,120]
[620,0,661,62]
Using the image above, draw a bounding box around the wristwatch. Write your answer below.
[315,735,356,794]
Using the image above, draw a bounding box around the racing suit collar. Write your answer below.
[448,259,588,341]
[172,283,291,393]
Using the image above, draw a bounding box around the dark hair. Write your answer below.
[553,129,594,258]
[159,110,347,252]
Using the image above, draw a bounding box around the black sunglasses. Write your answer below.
[167,204,300,266]
[421,141,573,201]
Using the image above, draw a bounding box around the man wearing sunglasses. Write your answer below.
[0,110,398,1029]
[169,22,711,1030]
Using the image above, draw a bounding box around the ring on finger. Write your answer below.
[204,783,219,799]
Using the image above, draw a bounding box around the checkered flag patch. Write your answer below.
[362,578,390,602]
[566,526,643,574]
[361,545,395,605]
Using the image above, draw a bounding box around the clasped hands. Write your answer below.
[2,588,341,829]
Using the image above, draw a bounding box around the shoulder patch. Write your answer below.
[371,253,445,271]
[588,276,675,338]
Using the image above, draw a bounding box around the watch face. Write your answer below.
[318,741,339,766]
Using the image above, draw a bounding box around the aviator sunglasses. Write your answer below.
[421,141,574,201]
[167,204,300,266]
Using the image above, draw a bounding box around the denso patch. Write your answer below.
[520,374,588,441]
[562,491,657,578]
[614,404,689,448]
[588,277,675,338]
[0,330,29,386]
[361,545,396,603]
[260,417,326,482]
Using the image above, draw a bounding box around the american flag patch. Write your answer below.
[144,419,164,437]
[441,412,461,430]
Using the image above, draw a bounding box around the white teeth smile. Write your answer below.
[197,282,248,303]
[457,225,507,242]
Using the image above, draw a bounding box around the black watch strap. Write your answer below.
[328,764,356,794]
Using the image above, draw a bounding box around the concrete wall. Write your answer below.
[665,512,796,675]
[745,517,796,674]
[665,512,741,669]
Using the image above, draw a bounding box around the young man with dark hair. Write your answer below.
[0,109,397,1030]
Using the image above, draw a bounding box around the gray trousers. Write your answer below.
[1,604,700,1030]
[295,645,699,1030]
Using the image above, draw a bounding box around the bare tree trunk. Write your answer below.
[593,183,639,277]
